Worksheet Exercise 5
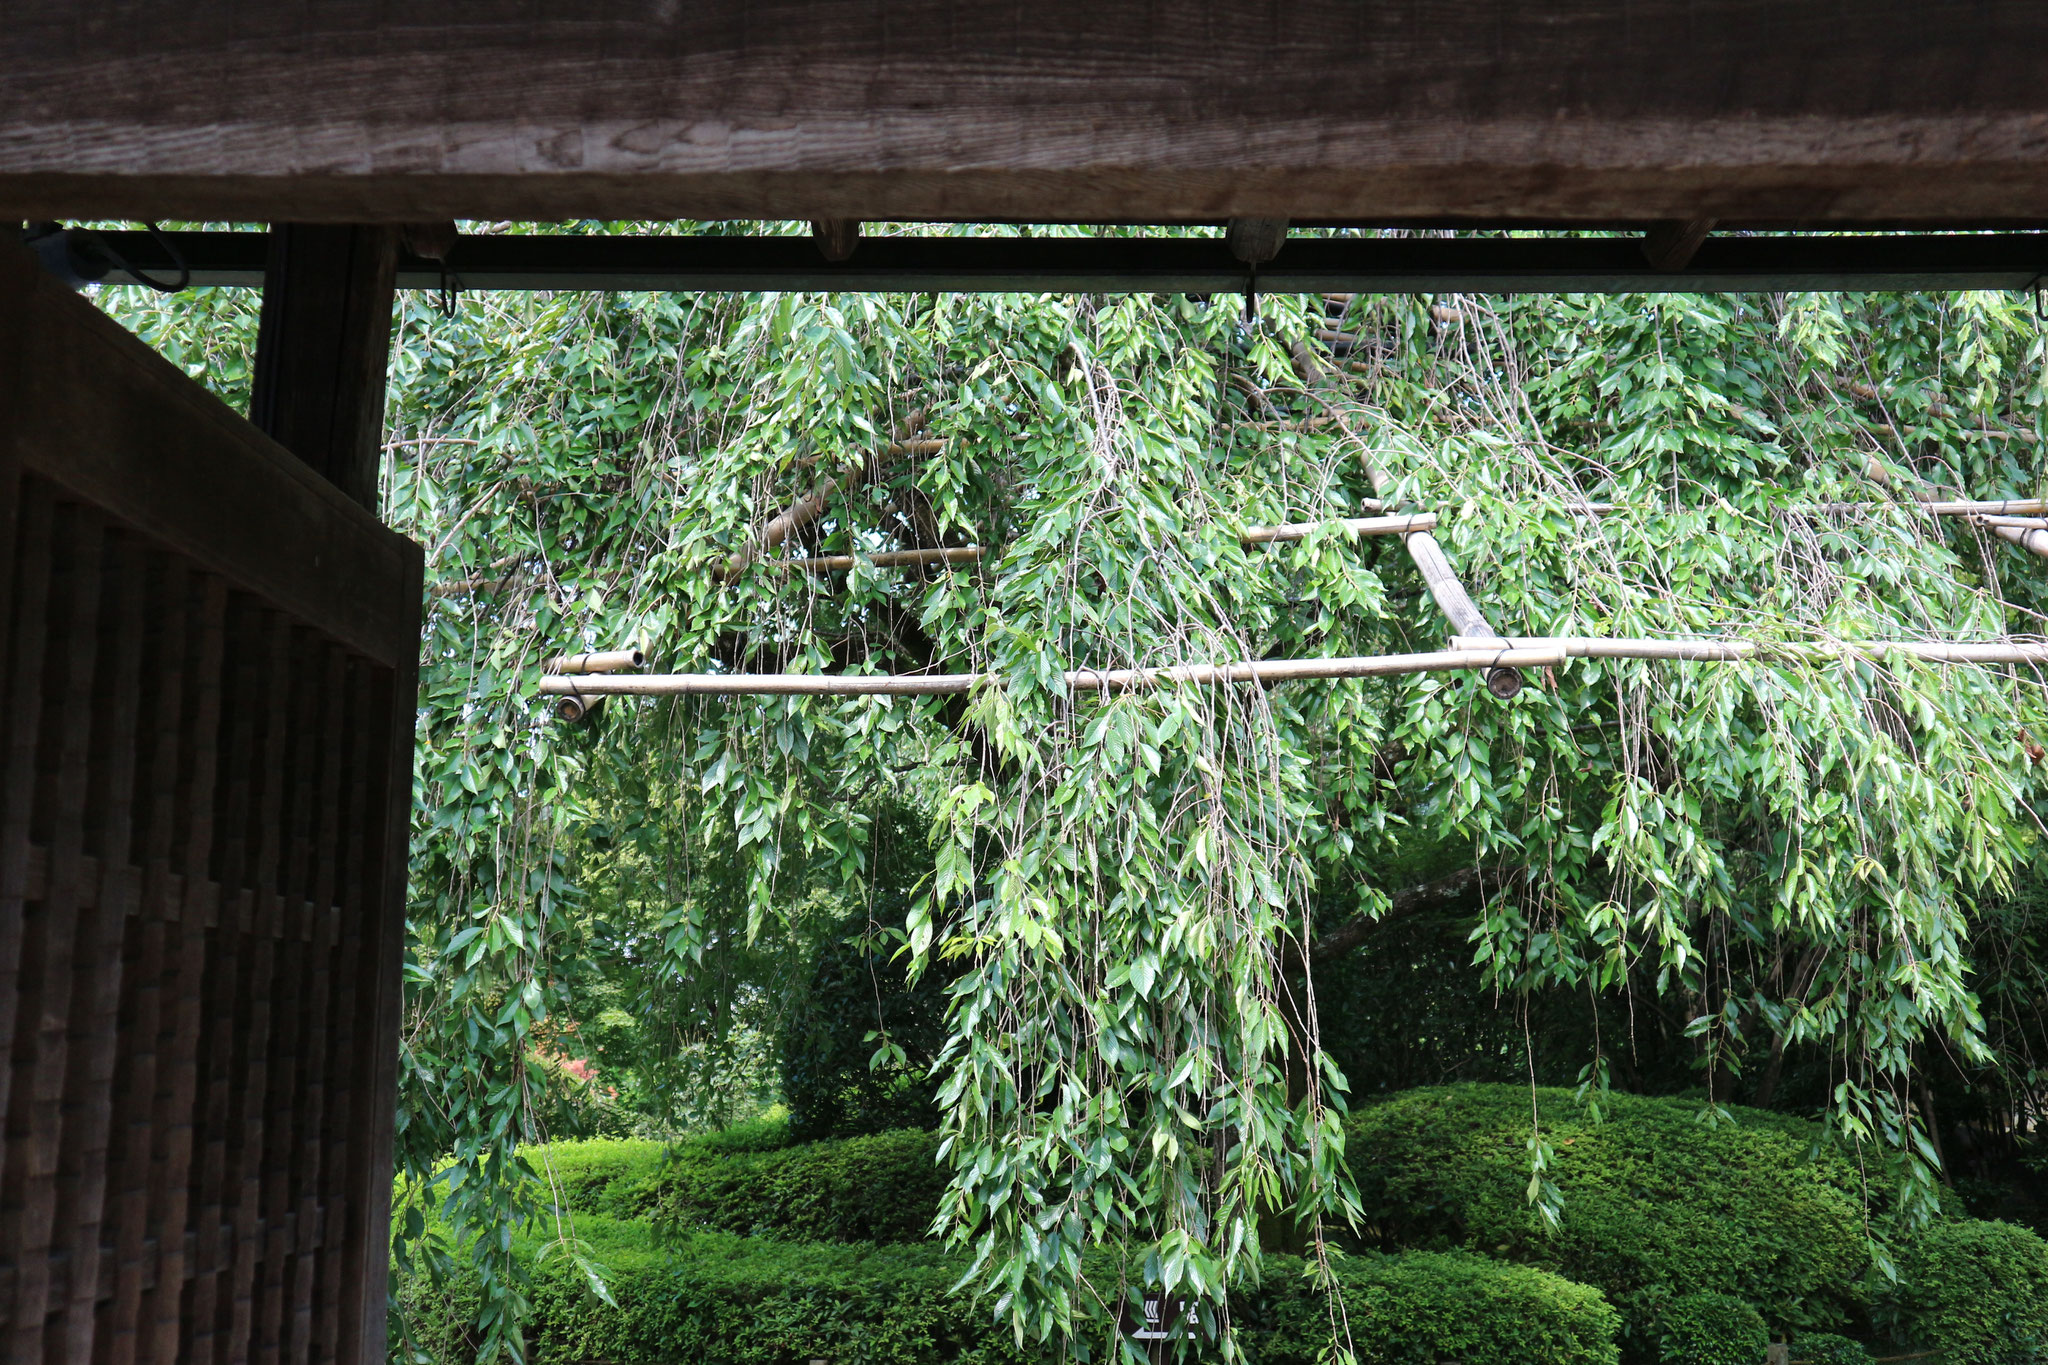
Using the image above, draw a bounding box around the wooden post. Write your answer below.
[249,225,401,514]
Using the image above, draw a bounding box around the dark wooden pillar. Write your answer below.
[249,225,400,513]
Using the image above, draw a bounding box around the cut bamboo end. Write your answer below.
[543,647,645,675]
[774,545,982,572]
[1989,523,2048,559]
[1242,513,1437,545]
[1974,514,2048,530]
[554,693,599,722]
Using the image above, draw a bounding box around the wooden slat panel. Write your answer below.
[216,605,292,1365]
[1,228,420,1365]
[53,530,150,1364]
[0,482,56,1258]
[8,501,106,1365]
[96,551,192,1365]
[143,575,227,1365]
[252,633,321,1365]
[280,646,346,1365]
[311,664,376,1365]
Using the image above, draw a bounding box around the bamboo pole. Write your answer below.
[1987,523,2048,559]
[539,633,2048,712]
[1973,515,2048,530]
[543,648,645,675]
[1802,498,2048,517]
[1241,514,1436,545]
[1448,635,2048,666]
[772,545,982,572]
[536,646,1570,702]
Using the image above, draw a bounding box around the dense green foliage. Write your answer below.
[1891,1219,2048,1364]
[1347,1085,1869,1334]
[781,930,955,1141]
[96,233,2048,1358]
[1641,1293,1771,1365]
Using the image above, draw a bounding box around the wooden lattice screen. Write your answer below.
[0,244,420,1362]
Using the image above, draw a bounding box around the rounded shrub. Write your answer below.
[1347,1084,1870,1335]
[1790,1332,1872,1365]
[1647,1292,1769,1365]
[656,1126,946,1243]
[1248,1250,1622,1365]
[1894,1218,2048,1365]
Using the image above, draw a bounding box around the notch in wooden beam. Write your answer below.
[810,219,862,262]
[1640,216,1717,271]
[400,221,459,262]
[1226,218,1289,265]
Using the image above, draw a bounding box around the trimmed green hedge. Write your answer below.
[1893,1218,2048,1365]
[395,1220,1028,1365]
[1347,1084,1870,1336]
[1250,1251,1621,1365]
[398,1222,1623,1364]
[655,1126,946,1244]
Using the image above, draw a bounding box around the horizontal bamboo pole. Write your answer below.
[773,545,982,572]
[543,648,645,675]
[1988,523,2048,559]
[1449,635,2048,665]
[1801,498,2048,516]
[1974,514,2048,530]
[1242,513,1437,544]
[537,647,1569,702]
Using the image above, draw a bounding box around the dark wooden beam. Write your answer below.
[2,2,2048,225]
[84,228,2048,296]
[248,226,398,514]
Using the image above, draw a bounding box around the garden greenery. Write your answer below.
[97,225,2048,1361]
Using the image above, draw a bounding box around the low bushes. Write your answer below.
[1250,1250,1622,1365]
[1892,1218,2048,1365]
[401,1232,1622,1365]
[398,1221,1029,1365]
[1347,1084,1871,1336]
[1790,1332,1872,1365]
[656,1126,946,1244]
[1641,1291,1770,1365]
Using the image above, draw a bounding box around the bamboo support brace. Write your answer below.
[537,647,1570,701]
[1241,514,1436,545]
[543,648,645,675]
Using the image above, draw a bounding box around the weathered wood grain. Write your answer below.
[2,1,2048,223]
